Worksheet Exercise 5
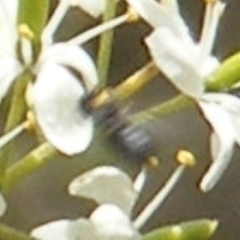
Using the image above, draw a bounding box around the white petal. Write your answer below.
[0,57,22,102]
[198,1,225,66]
[0,0,18,45]
[0,193,6,217]
[126,0,193,44]
[31,220,74,240]
[200,140,234,192]
[69,166,138,215]
[200,55,219,77]
[145,27,204,98]
[202,93,240,115]
[32,62,93,155]
[31,219,96,240]
[38,44,98,93]
[65,0,110,18]
[90,204,140,240]
[199,97,236,191]
[200,93,240,144]
[0,0,18,27]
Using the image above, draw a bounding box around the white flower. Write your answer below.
[0,0,22,102]
[31,159,191,239]
[31,166,141,240]
[29,0,126,155]
[126,0,237,191]
[69,166,140,215]
[0,0,128,155]
[31,43,98,155]
[11,0,102,157]
[28,0,105,155]
[199,93,240,191]
[125,0,224,98]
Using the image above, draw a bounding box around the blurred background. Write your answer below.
[2,0,240,239]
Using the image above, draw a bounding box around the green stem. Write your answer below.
[90,62,159,108]
[0,72,32,186]
[115,62,159,101]
[0,223,36,240]
[207,52,240,91]
[143,219,218,240]
[97,0,118,87]
[133,95,194,124]
[2,142,58,191]
[4,71,32,132]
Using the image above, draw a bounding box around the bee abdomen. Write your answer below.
[110,123,156,165]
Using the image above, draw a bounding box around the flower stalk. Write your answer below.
[133,94,194,124]
[97,0,119,86]
[206,52,240,91]
[143,219,218,240]
[2,142,58,191]
[68,10,134,46]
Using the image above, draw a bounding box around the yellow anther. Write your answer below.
[126,7,139,22]
[18,23,34,40]
[145,156,160,168]
[25,82,34,108]
[89,88,113,109]
[26,111,37,131]
[176,150,196,167]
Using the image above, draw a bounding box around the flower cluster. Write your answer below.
[0,0,239,239]
[31,153,195,240]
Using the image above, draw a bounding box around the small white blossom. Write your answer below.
[199,93,240,191]
[31,160,190,239]
[0,0,22,102]
[125,0,237,191]
[0,0,129,156]
[0,0,128,154]
[31,166,141,240]
[32,43,98,155]
[31,0,126,155]
[69,166,138,215]
[29,0,116,155]
[125,0,224,98]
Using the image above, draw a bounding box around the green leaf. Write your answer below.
[143,219,218,240]
[18,0,49,40]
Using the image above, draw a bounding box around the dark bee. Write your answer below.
[82,89,159,167]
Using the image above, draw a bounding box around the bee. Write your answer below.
[82,89,159,167]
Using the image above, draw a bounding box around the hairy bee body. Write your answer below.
[82,90,158,166]
[99,101,156,165]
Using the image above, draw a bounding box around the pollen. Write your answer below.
[176,150,196,167]
[145,156,160,168]
[18,23,34,40]
[126,7,139,22]
[26,111,37,131]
